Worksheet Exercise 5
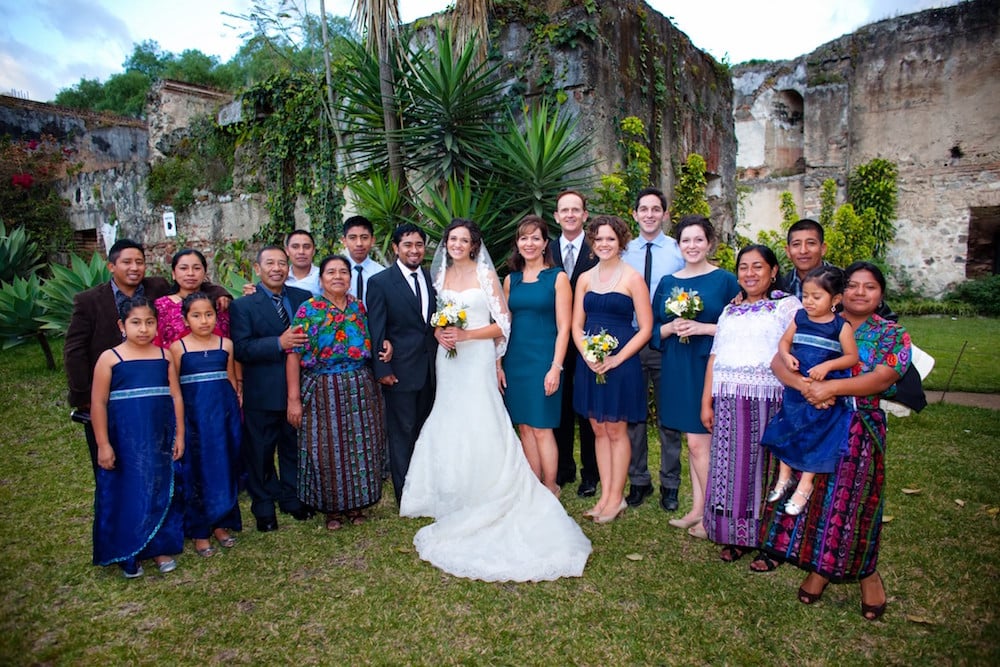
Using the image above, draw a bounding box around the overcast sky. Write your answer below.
[0,0,960,103]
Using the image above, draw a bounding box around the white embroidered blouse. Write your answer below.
[709,294,802,400]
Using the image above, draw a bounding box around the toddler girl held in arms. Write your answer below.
[761,266,859,516]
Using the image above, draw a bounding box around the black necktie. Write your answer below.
[644,242,653,287]
[411,272,423,320]
[354,265,364,303]
[272,292,290,328]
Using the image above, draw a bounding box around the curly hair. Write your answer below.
[585,215,632,255]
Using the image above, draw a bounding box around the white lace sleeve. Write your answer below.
[477,251,511,358]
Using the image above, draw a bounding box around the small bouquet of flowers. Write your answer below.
[582,329,619,384]
[665,286,703,344]
[431,297,468,358]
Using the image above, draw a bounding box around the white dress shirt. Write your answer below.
[285,264,321,297]
[348,256,385,307]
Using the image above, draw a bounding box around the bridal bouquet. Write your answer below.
[431,297,468,358]
[665,286,703,344]
[582,329,619,384]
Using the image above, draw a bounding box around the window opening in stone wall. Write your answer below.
[771,89,805,176]
[71,229,99,257]
[965,206,1000,278]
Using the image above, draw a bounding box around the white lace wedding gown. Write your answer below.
[400,287,592,582]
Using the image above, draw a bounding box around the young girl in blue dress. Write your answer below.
[168,292,243,557]
[761,266,859,516]
[90,297,185,578]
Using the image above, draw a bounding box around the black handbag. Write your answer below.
[891,364,927,412]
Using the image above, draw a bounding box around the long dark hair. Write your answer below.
[170,248,211,295]
[736,244,785,300]
[442,218,483,266]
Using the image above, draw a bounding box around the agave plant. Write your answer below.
[0,221,43,284]
[37,253,111,335]
[0,274,56,369]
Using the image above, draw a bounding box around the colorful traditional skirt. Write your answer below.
[298,367,386,514]
[704,393,780,547]
[759,409,886,582]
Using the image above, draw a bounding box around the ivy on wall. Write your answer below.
[236,71,343,250]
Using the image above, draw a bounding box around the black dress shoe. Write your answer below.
[576,479,598,498]
[285,507,315,521]
[256,517,279,532]
[626,483,654,507]
[660,487,679,512]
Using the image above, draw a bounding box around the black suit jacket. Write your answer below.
[552,238,599,289]
[230,285,312,412]
[63,277,231,408]
[366,264,437,393]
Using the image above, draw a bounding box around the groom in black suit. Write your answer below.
[551,190,600,498]
[230,246,312,531]
[366,223,437,503]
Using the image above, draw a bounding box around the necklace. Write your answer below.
[592,261,623,293]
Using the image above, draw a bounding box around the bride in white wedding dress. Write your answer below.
[400,219,592,582]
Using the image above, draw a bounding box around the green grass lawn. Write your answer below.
[900,315,1000,393]
[1,340,998,665]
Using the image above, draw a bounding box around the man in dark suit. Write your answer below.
[366,223,437,503]
[64,238,230,478]
[550,190,600,498]
[230,245,312,532]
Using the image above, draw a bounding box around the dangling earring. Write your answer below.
[121,331,127,341]
[771,276,776,284]
[830,305,836,312]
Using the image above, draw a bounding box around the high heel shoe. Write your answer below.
[667,515,703,529]
[860,572,887,621]
[593,499,627,524]
[784,488,813,516]
[799,574,830,604]
[766,478,793,503]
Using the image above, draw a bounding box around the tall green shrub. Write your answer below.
[825,204,876,269]
[819,178,837,228]
[593,116,652,220]
[849,158,897,258]
[671,153,711,223]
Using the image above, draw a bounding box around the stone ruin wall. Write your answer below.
[734,0,1000,297]
[3,0,736,271]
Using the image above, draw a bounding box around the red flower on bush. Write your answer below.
[11,173,34,189]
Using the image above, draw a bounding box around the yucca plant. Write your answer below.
[0,274,55,369]
[0,221,43,284]
[489,102,595,225]
[396,28,509,189]
[37,253,111,335]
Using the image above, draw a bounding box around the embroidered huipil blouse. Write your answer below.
[292,295,372,375]
[709,294,801,400]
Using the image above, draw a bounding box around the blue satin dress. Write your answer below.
[177,338,243,539]
[93,350,183,569]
